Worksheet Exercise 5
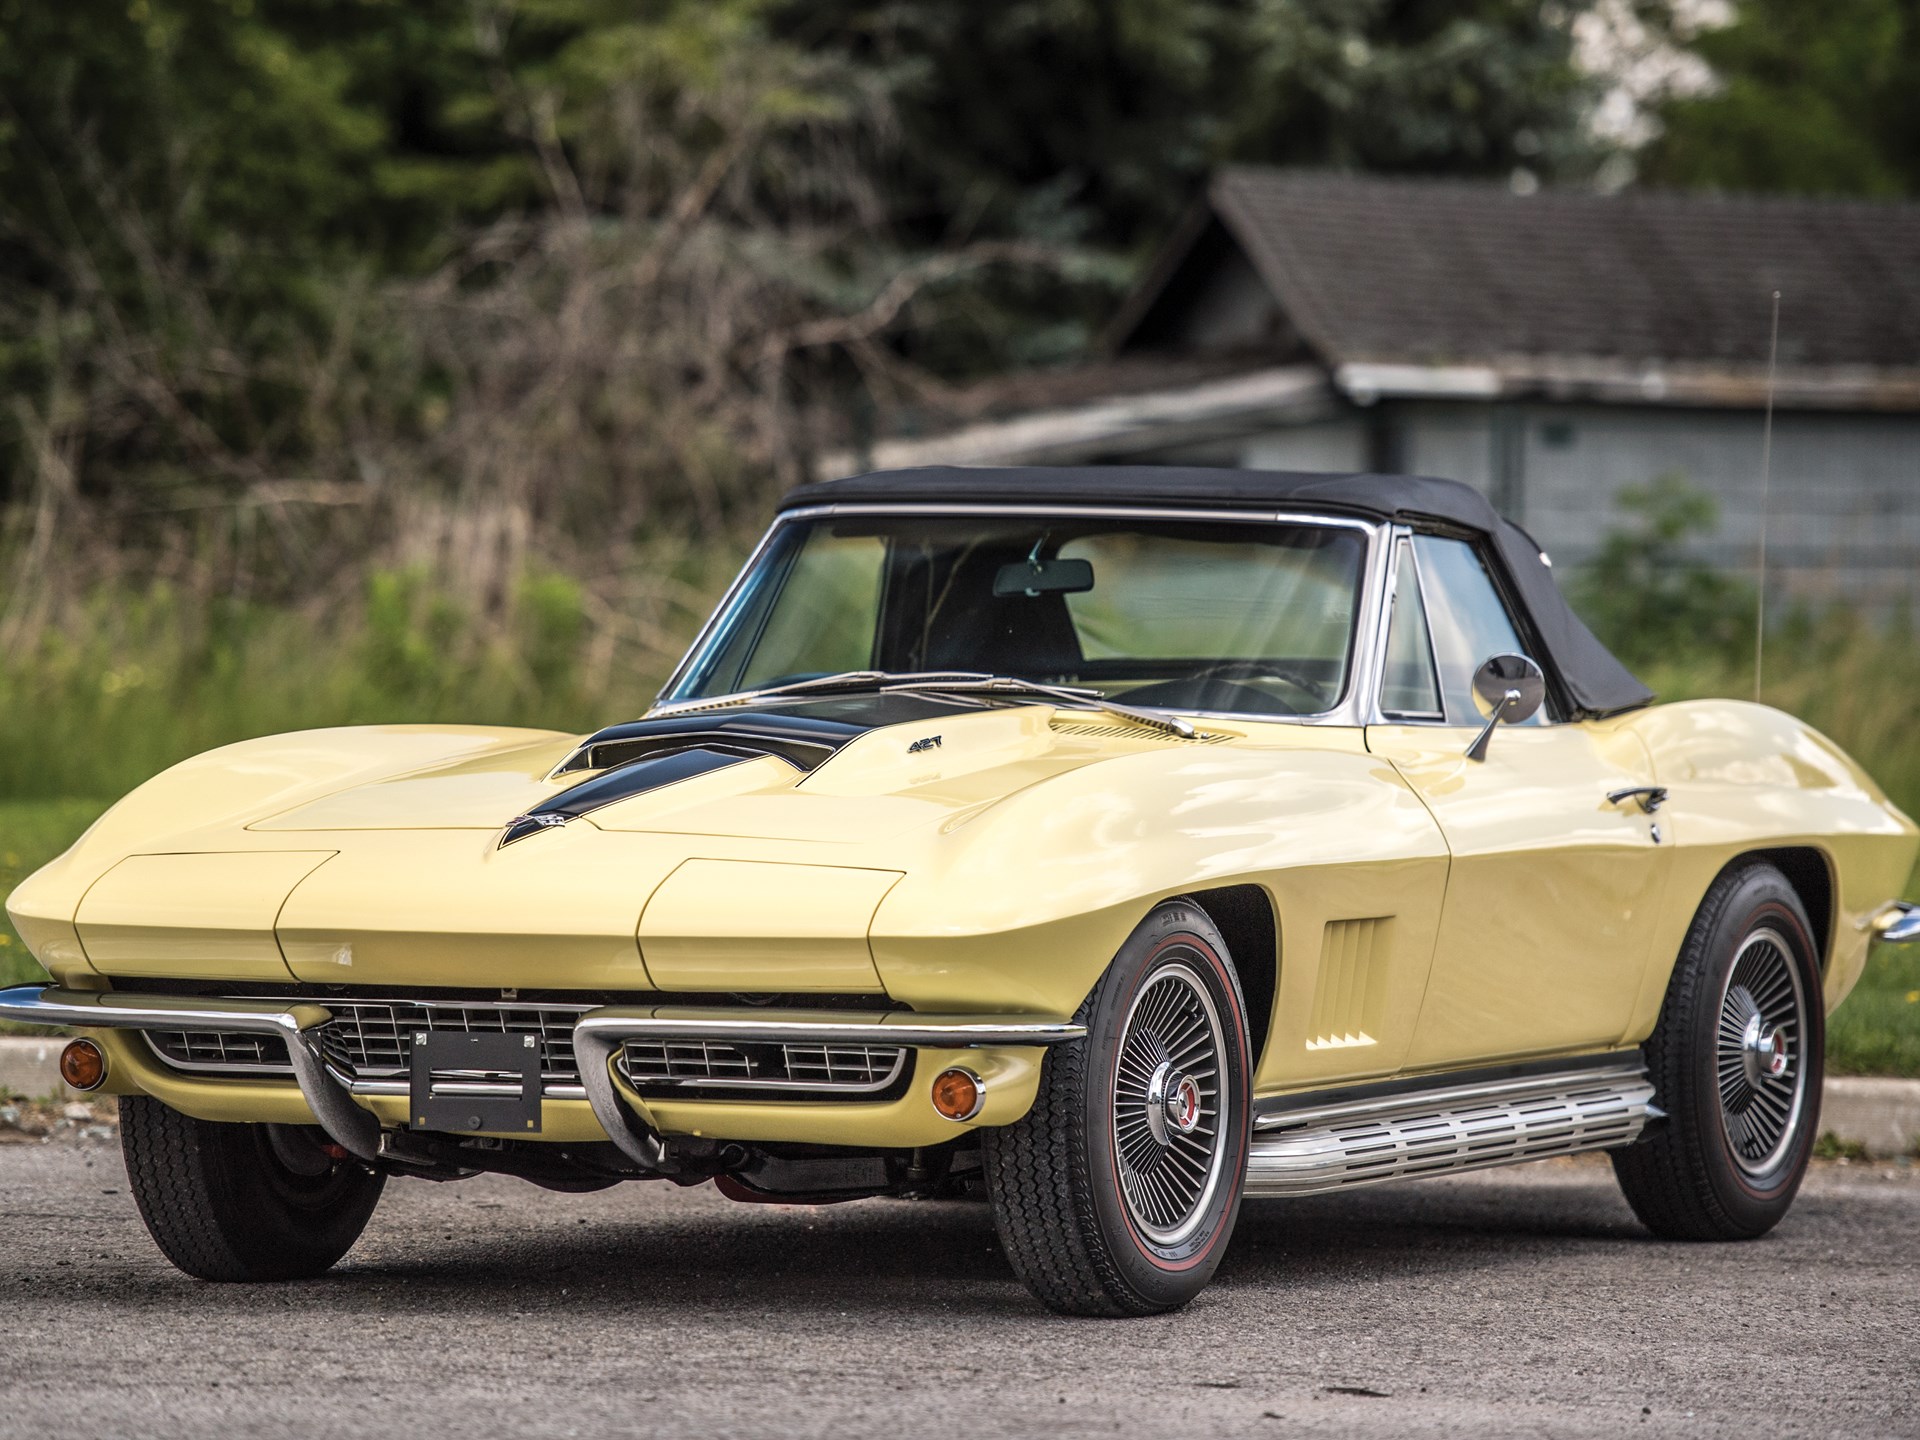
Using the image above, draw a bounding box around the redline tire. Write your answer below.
[985,899,1253,1315]
[120,1097,385,1281]
[1612,863,1823,1241]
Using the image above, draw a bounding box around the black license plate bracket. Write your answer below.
[409,1031,543,1134]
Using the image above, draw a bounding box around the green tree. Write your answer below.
[0,0,1614,563]
[1641,0,1920,197]
[1571,474,1753,670]
[780,0,1604,369]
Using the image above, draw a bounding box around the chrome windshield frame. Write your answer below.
[651,502,1390,729]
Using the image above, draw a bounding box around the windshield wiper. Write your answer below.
[878,674,1198,739]
[646,671,899,717]
[649,669,1197,738]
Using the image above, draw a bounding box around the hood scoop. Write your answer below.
[500,744,785,845]
[551,710,868,777]
[509,702,943,847]
[505,695,1021,846]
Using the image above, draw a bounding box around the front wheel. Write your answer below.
[985,899,1253,1315]
[120,1097,386,1280]
[1612,862,1823,1240]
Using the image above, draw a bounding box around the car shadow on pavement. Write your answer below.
[287,1163,1656,1319]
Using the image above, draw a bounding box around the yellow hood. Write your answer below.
[10,704,1238,995]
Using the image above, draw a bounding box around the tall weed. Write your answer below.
[0,544,743,800]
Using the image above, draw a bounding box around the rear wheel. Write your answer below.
[1612,863,1823,1240]
[120,1096,385,1280]
[985,899,1253,1315]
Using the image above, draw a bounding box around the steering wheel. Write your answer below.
[1173,660,1330,707]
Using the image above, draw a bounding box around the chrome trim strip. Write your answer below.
[0,985,381,1163]
[650,516,788,712]
[1244,1061,1656,1198]
[578,1010,1087,1049]
[778,503,1379,529]
[1367,528,1445,726]
[338,1075,588,1101]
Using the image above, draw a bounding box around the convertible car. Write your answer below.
[6,465,1918,1316]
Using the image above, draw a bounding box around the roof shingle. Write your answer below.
[1178,168,1920,371]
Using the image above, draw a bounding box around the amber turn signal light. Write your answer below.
[930,1067,983,1122]
[60,1038,107,1092]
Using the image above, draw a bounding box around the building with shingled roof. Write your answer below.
[827,168,1920,609]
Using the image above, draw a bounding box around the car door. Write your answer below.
[1365,531,1671,1069]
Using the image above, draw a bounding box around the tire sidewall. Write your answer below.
[1079,900,1253,1309]
[1685,875,1823,1224]
[120,1099,385,1281]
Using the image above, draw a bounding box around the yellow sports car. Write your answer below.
[6,466,1917,1316]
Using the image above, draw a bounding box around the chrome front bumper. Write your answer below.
[571,1009,1086,1167]
[1872,901,1920,945]
[0,986,384,1160]
[0,985,1085,1171]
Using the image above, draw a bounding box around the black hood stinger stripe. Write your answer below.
[501,693,983,846]
[499,746,775,846]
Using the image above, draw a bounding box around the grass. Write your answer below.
[0,557,740,802]
[1829,937,1920,1077]
[1812,1132,1872,1162]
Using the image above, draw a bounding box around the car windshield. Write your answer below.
[667,513,1369,718]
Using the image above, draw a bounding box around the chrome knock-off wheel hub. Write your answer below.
[1145,1062,1204,1145]
[1113,962,1228,1248]
[1716,928,1808,1177]
[1740,1014,1790,1084]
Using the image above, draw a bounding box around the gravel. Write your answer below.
[3,1147,1916,1439]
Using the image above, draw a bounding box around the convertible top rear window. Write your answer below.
[672,514,1368,718]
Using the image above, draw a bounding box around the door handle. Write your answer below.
[1606,786,1668,815]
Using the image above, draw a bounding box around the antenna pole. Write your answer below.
[1755,290,1780,703]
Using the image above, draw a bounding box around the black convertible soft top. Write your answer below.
[781,465,1653,719]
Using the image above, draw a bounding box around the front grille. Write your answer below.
[143,1030,290,1075]
[618,1038,908,1098]
[317,1001,592,1085]
[143,999,594,1090]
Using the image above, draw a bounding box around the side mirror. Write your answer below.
[1464,653,1545,762]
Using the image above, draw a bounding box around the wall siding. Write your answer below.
[1210,401,1920,613]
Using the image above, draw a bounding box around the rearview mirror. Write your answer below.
[993,556,1094,598]
[1464,653,1545,762]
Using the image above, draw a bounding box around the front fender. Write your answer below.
[867,738,1446,1016]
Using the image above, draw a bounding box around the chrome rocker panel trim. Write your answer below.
[0,984,383,1163]
[1244,1061,1658,1198]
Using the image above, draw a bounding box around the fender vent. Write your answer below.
[1306,917,1390,1050]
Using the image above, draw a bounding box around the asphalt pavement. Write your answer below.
[3,1137,1916,1439]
